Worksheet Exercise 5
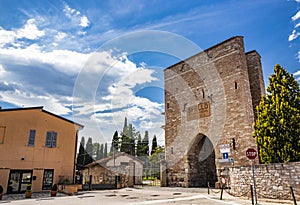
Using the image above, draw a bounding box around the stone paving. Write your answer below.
[0,187,294,205]
[1,191,68,201]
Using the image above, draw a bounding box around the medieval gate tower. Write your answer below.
[164,36,265,187]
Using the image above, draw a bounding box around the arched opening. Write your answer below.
[187,134,217,187]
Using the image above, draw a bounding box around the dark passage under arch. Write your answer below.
[187,134,217,187]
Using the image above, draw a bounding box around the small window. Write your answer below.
[45,131,57,148]
[120,162,129,166]
[235,82,238,89]
[0,126,5,144]
[202,89,205,98]
[28,130,36,146]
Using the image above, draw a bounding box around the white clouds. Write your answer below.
[17,19,45,40]
[1,90,71,115]
[289,10,300,41]
[63,4,90,28]
[289,29,300,41]
[0,28,16,47]
[80,16,90,28]
[55,32,67,40]
[0,64,6,76]
[0,45,91,74]
[292,11,300,21]
[0,18,45,48]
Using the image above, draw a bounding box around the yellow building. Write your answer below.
[0,106,83,194]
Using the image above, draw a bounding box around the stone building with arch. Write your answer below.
[164,36,265,187]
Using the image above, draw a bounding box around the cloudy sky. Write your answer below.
[0,0,299,146]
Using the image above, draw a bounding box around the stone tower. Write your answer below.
[164,36,265,187]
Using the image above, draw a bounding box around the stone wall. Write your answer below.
[164,36,265,187]
[229,162,300,200]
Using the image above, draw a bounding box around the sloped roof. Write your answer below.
[0,106,84,128]
[85,152,144,168]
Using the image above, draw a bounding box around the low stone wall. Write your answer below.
[229,162,300,200]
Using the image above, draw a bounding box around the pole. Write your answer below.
[208,182,210,194]
[251,161,257,204]
[220,186,223,200]
[226,167,229,189]
[290,186,297,205]
[250,185,254,205]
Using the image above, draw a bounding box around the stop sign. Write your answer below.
[246,148,257,160]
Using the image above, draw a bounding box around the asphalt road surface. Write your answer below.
[0,187,292,205]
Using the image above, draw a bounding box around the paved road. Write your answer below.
[0,187,292,205]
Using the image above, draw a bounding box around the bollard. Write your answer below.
[208,182,210,195]
[290,186,297,205]
[220,186,223,200]
[250,185,254,205]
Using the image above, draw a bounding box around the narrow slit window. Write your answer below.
[235,82,238,89]
[202,89,205,98]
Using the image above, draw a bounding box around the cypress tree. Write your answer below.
[151,135,158,155]
[76,137,86,170]
[104,143,108,158]
[110,131,119,154]
[254,64,300,163]
[85,137,94,164]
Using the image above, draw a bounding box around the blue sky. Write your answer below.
[0,0,299,146]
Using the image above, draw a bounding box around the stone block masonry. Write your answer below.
[229,162,300,200]
[164,36,265,187]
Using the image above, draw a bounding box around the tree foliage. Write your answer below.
[110,131,119,154]
[120,118,137,155]
[151,135,158,155]
[104,143,108,158]
[142,131,150,156]
[253,64,300,163]
[76,137,86,170]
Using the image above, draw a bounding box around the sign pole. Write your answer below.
[246,148,258,205]
[251,160,257,204]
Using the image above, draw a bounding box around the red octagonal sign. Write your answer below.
[246,148,257,160]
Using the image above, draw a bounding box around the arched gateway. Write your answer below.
[164,36,265,187]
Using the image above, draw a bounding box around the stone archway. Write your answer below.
[186,134,217,187]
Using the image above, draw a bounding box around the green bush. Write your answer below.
[26,184,32,192]
[51,184,58,191]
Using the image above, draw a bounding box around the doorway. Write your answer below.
[187,134,217,187]
[7,170,32,193]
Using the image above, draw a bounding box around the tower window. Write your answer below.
[202,89,205,98]
[235,82,238,89]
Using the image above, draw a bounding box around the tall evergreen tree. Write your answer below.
[254,64,300,163]
[96,144,101,160]
[93,143,100,159]
[128,124,136,155]
[104,143,108,158]
[142,131,149,156]
[76,137,86,170]
[99,144,104,159]
[136,133,143,156]
[85,137,94,164]
[110,131,119,154]
[151,135,158,155]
